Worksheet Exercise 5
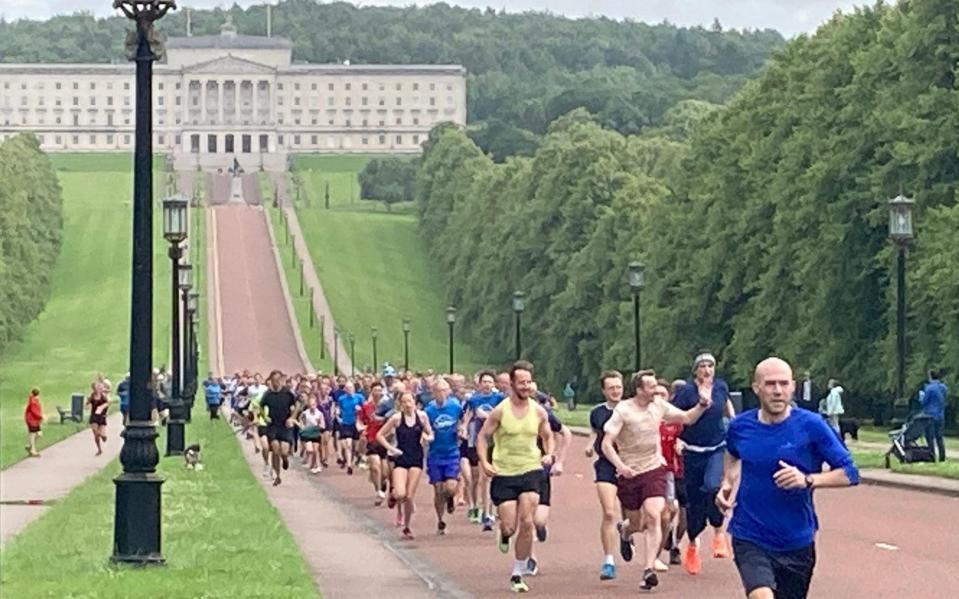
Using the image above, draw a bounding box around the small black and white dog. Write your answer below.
[184,444,203,470]
[839,418,860,441]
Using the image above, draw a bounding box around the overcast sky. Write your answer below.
[2,1,868,37]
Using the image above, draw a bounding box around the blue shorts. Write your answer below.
[427,455,461,485]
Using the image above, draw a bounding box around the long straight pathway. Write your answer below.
[0,412,122,546]
[210,200,441,598]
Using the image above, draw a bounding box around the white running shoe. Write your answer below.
[653,559,669,572]
[310,467,322,474]
[377,490,387,499]
[262,464,271,479]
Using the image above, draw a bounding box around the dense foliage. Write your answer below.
[358,157,417,210]
[416,1,959,420]
[0,134,64,353]
[0,1,783,159]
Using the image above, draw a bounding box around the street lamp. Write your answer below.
[402,318,411,371]
[333,328,340,376]
[112,0,177,566]
[628,261,646,372]
[348,332,356,376]
[512,291,525,360]
[178,263,192,422]
[888,193,915,420]
[371,327,378,372]
[446,306,456,374]
[163,195,188,458]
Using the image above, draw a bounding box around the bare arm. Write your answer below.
[601,412,637,478]
[552,424,572,474]
[477,406,502,476]
[725,398,736,419]
[663,397,710,425]
[716,450,741,513]
[585,430,597,457]
[537,406,556,465]
[375,413,402,454]
[419,410,434,442]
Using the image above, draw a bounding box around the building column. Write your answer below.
[268,80,276,125]
[252,81,259,125]
[217,80,224,125]
[201,81,208,125]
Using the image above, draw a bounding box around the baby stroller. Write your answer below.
[884,412,937,468]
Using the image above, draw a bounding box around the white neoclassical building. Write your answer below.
[0,19,467,170]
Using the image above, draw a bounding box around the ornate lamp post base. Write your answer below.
[165,399,186,456]
[112,422,165,564]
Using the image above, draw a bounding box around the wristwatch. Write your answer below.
[804,474,815,489]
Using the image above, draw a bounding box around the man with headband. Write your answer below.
[671,351,736,575]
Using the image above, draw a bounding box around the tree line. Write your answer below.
[414,0,959,422]
[0,134,64,354]
[0,1,783,159]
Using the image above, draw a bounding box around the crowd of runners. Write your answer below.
[210,352,860,597]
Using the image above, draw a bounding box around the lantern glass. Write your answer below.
[178,262,192,290]
[402,319,411,333]
[512,291,526,313]
[162,196,188,243]
[888,194,915,243]
[446,306,457,324]
[371,327,378,339]
[187,291,199,313]
[628,261,646,291]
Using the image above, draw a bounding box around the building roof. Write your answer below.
[167,35,293,51]
[284,64,466,76]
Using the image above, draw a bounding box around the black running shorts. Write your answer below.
[733,537,816,599]
[265,425,293,445]
[490,470,544,506]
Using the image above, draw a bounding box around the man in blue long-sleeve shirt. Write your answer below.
[921,369,948,462]
[717,357,859,599]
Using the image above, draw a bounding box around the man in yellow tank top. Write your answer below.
[477,360,555,594]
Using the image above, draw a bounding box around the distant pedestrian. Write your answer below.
[717,357,859,599]
[117,374,130,425]
[920,369,948,462]
[24,388,44,458]
[204,374,222,420]
[87,382,109,456]
[794,371,816,411]
[820,379,844,437]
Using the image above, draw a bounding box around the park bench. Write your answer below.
[56,393,85,424]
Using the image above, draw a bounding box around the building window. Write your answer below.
[413,134,420,144]
[430,83,435,91]
[124,82,130,90]
[378,83,385,91]
[158,96,164,106]
[396,135,402,145]
[73,82,79,90]
[379,97,385,106]
[124,134,131,145]
[362,137,368,145]
[362,118,368,126]
[175,134,181,146]
[447,95,454,105]
[311,135,317,145]
[396,117,401,125]
[430,97,436,106]
[379,119,385,126]
[278,97,284,106]
[327,97,334,106]
[294,118,301,125]
[278,134,284,145]
[90,96,95,105]
[73,97,79,106]
[55,82,61,90]
[294,97,300,106]
[56,135,62,144]
[346,97,352,106]
[413,117,419,125]
[89,134,96,144]
[175,97,181,106]
[413,83,419,91]
[278,83,284,90]
[311,117,317,125]
[396,83,402,91]
[158,134,165,145]
[361,97,368,106]
[90,82,96,90]
[158,83,163,90]
[378,135,385,145]
[107,97,114,106]
[294,83,300,91]
[328,119,334,125]
[362,83,368,91]
[56,116,62,124]
[345,119,351,127]
[447,83,453,91]
[175,82,181,90]
[73,114,79,126]
[311,83,317,90]
[396,97,402,106]
[345,83,351,91]
[107,134,114,144]
[328,83,334,91]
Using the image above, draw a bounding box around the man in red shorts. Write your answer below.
[602,369,711,592]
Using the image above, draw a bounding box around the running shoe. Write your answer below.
[437,521,447,535]
[683,545,702,575]
[617,522,633,563]
[387,494,397,509]
[281,456,289,470]
[525,557,539,576]
[381,481,389,493]
[712,533,730,558]
[509,575,529,593]
[446,495,455,514]
[321,460,329,468]
[337,458,345,468]
[394,513,403,528]
[402,527,415,540]
[669,547,682,566]
[347,466,354,476]
[654,559,669,572]
[469,508,481,523]
[535,525,548,543]
[599,563,616,581]
[639,568,659,592]
[310,466,322,474]
[482,514,494,532]
[262,464,271,479]
[377,490,387,500]
[497,532,510,554]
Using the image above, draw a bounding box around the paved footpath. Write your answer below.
[215,201,959,598]
[0,412,123,546]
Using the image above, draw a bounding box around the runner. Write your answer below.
[466,370,506,530]
[655,379,684,571]
[247,374,271,478]
[316,378,335,468]
[359,382,390,504]
[477,360,555,594]
[24,388,44,458]
[717,357,860,599]
[527,403,571,576]
[260,370,299,486]
[584,370,624,581]
[299,392,325,474]
[335,380,363,475]
[87,382,109,456]
[602,369,712,592]
[424,378,464,535]
[377,391,434,539]
[672,351,737,574]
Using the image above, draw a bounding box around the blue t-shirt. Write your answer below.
[673,379,730,449]
[425,399,464,460]
[337,393,363,426]
[466,391,505,445]
[204,381,222,406]
[726,409,860,552]
[921,380,948,420]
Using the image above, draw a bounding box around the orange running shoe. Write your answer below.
[712,533,731,558]
[683,545,702,575]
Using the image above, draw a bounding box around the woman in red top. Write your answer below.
[358,382,390,505]
[656,380,688,570]
[88,382,110,456]
[24,388,44,457]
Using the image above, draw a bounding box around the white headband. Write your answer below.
[693,353,716,369]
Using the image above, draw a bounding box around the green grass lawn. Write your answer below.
[292,153,389,209]
[851,450,959,479]
[0,418,319,598]
[0,156,176,469]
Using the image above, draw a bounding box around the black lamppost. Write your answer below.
[371,327,378,371]
[446,306,456,374]
[628,261,646,372]
[163,196,187,457]
[402,318,411,371]
[182,292,199,410]
[333,328,340,376]
[512,291,525,360]
[112,0,176,566]
[348,332,356,376]
[178,264,193,422]
[888,194,915,420]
